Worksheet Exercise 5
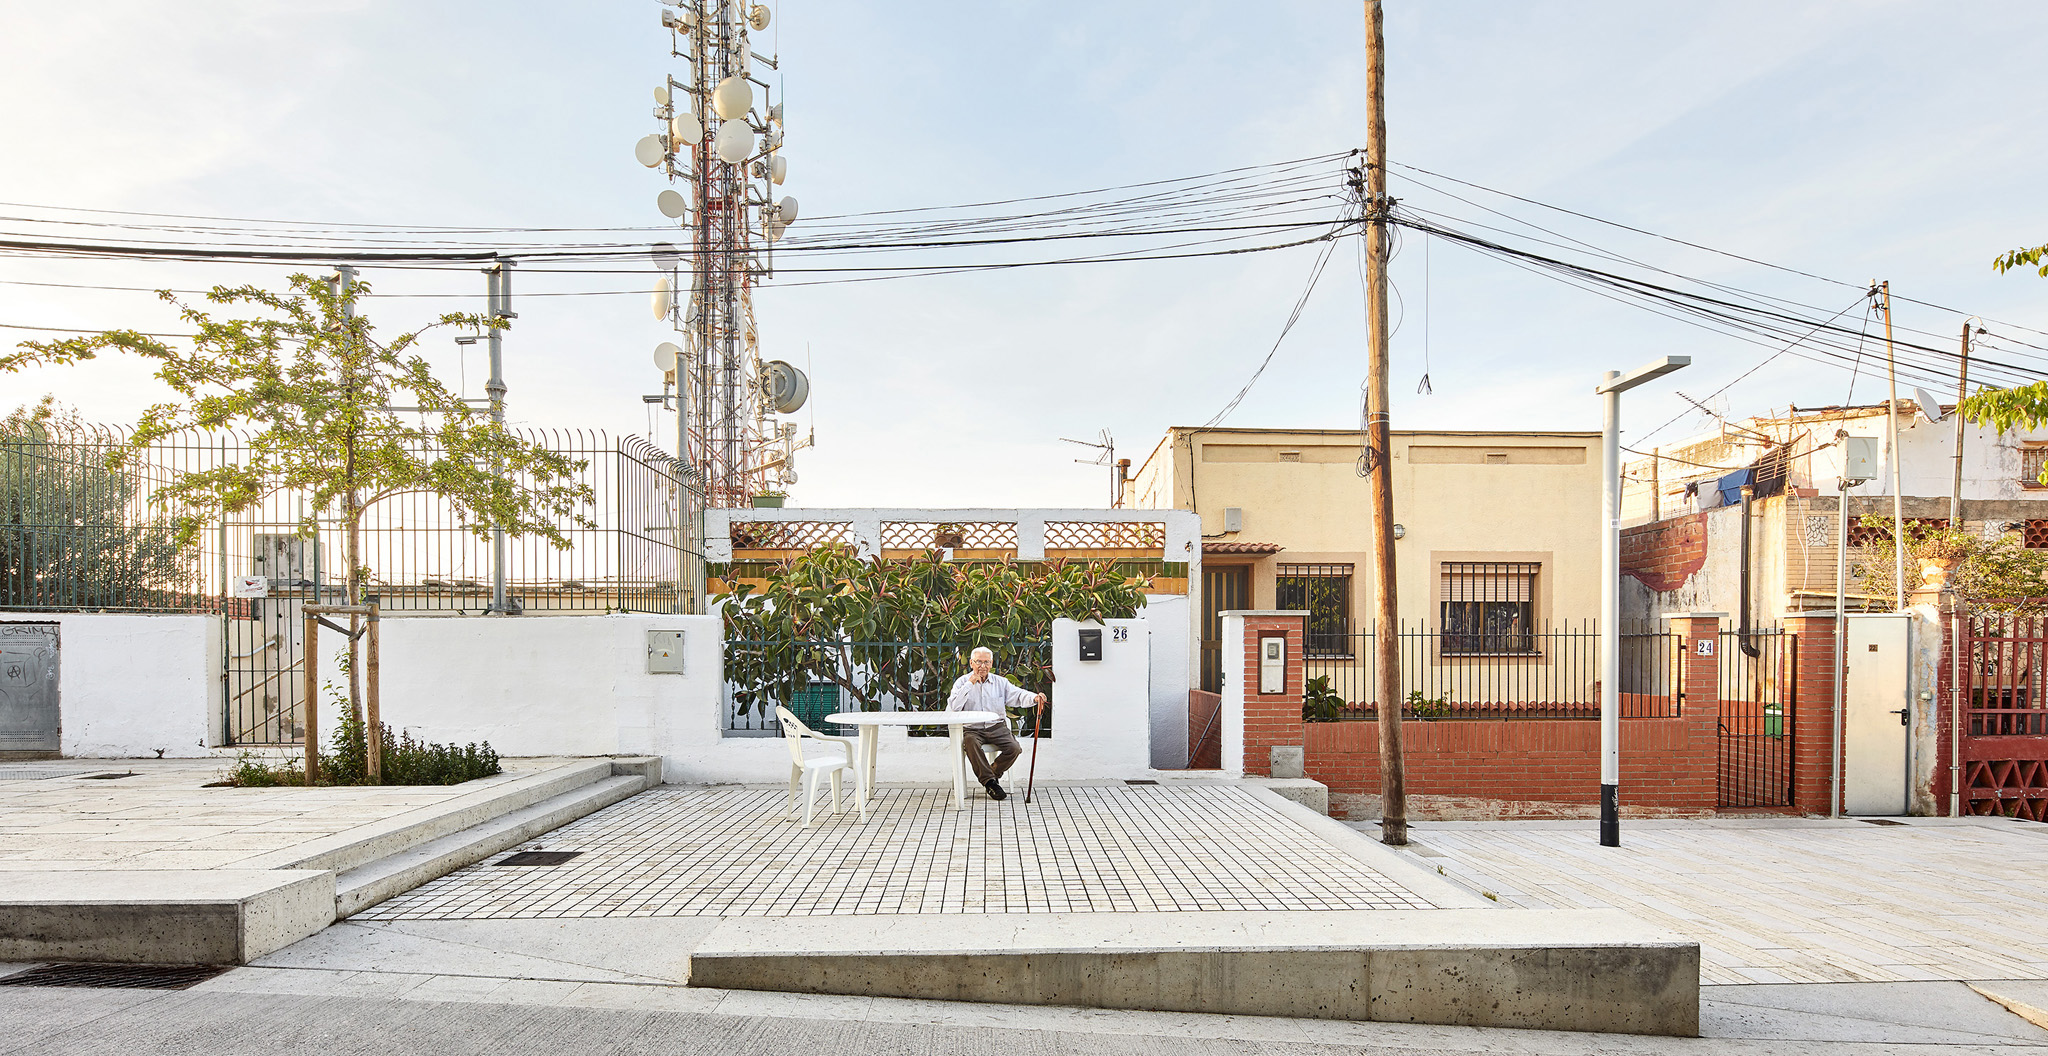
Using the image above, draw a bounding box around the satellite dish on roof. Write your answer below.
[1912,387,1946,424]
[759,360,809,414]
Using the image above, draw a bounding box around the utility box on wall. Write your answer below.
[1258,635,1286,695]
[646,630,687,674]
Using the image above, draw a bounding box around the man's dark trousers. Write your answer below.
[963,723,1021,784]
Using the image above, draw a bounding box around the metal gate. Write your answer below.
[222,532,312,745]
[0,623,60,754]
[1949,613,2048,821]
[1200,566,1249,693]
[1717,627,1795,808]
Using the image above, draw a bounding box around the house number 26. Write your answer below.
[1111,627,1129,643]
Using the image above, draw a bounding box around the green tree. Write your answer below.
[1959,242,2048,442]
[720,545,1145,718]
[0,398,196,609]
[18,274,597,718]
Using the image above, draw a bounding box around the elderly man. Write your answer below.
[945,646,1046,801]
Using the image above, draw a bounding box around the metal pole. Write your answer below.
[1361,0,1407,847]
[1600,374,1622,846]
[1951,321,1973,526]
[302,611,319,786]
[366,604,381,783]
[1880,281,1905,610]
[485,263,511,615]
[1833,431,1852,819]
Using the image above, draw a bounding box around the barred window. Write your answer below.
[1441,562,1538,655]
[1275,563,1352,658]
[2024,445,2048,489]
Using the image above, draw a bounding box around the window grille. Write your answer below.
[1440,562,1538,655]
[1845,517,1949,548]
[1275,563,1352,657]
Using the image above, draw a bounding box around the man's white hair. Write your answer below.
[970,646,995,661]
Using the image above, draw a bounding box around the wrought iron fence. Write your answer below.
[1301,622,1681,720]
[1717,628,1795,808]
[723,639,1053,737]
[1,421,701,615]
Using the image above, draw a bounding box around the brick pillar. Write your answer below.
[1784,613,1842,815]
[1239,611,1306,777]
[1666,614,1724,811]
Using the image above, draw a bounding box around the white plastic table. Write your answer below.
[826,711,1001,809]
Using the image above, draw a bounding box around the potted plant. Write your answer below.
[1913,527,1974,590]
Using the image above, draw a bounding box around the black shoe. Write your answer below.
[984,779,1009,801]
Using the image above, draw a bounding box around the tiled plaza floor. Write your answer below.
[357,783,1439,919]
[1385,816,2048,986]
[0,757,568,871]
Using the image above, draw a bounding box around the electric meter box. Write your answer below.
[647,630,687,674]
[1843,436,1879,484]
[1258,635,1287,695]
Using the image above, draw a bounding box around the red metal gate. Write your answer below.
[1946,613,2048,821]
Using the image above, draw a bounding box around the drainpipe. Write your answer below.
[1738,484,1760,657]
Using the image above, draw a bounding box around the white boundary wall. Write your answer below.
[29,612,1170,781]
[0,614,220,758]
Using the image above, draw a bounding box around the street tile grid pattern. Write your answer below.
[358,784,1434,919]
[1398,819,2048,986]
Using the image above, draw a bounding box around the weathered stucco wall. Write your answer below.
[0,614,220,758]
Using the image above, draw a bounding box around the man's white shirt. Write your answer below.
[946,673,1033,731]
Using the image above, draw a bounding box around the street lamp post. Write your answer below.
[1596,355,1690,848]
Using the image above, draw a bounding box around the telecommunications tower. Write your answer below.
[637,0,811,609]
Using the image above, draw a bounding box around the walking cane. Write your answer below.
[1024,688,1047,803]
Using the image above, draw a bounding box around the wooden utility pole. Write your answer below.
[1951,321,1973,526]
[1879,281,1905,609]
[1362,0,1408,845]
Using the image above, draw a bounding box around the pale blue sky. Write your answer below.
[3,1,2044,506]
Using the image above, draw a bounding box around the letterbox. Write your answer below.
[1077,627,1103,661]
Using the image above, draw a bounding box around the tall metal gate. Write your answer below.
[1200,566,1249,693]
[1949,613,2048,821]
[1717,627,1795,808]
[222,532,313,746]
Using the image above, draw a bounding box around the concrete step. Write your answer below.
[688,908,1701,1037]
[245,759,623,876]
[336,772,650,918]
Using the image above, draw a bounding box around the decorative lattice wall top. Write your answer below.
[880,521,1020,550]
[1044,520,1166,551]
[728,520,855,550]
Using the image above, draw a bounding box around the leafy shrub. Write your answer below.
[218,677,500,787]
[1405,690,1450,719]
[1302,675,1345,722]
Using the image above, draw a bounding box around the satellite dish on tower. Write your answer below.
[670,111,703,146]
[656,189,689,219]
[712,76,752,120]
[651,242,681,269]
[653,341,682,373]
[712,120,754,164]
[759,360,809,414]
[651,276,673,319]
[634,135,666,168]
[1913,387,1947,424]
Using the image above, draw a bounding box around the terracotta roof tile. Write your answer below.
[1203,540,1284,554]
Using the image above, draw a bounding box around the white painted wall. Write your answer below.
[1143,594,1190,769]
[1032,617,1151,779]
[0,614,220,758]
[1221,613,1247,778]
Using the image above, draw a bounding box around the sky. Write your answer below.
[3,1,2045,508]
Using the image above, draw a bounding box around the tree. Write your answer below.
[720,546,1146,719]
[0,398,196,609]
[18,274,597,719]
[1959,243,2048,439]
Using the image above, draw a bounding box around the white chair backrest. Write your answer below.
[775,706,809,765]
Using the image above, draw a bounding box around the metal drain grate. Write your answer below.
[1124,779,1159,785]
[0,768,102,781]
[0,963,232,990]
[494,850,582,866]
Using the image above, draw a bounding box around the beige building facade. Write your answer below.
[1128,427,1604,694]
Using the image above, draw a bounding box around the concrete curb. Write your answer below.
[1237,783,1491,910]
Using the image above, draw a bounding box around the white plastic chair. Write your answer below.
[776,706,866,825]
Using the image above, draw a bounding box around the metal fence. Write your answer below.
[1716,628,1795,808]
[1,421,701,616]
[723,639,1054,738]
[1302,622,1682,720]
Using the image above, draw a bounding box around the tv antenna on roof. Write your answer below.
[1060,429,1122,507]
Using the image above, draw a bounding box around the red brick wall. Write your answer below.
[1621,514,1709,592]
[1239,613,1305,777]
[1783,614,1841,815]
[1299,615,1721,812]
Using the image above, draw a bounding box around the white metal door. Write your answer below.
[1844,614,1910,816]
